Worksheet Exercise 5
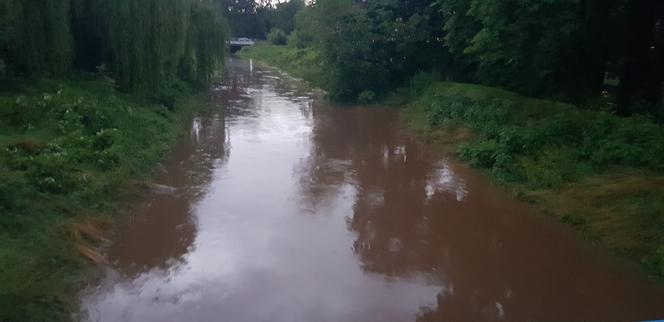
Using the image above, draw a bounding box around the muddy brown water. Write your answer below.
[79,58,664,322]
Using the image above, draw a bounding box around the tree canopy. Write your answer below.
[0,0,228,95]
[277,0,664,115]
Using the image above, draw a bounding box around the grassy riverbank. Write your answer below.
[238,43,324,87]
[240,44,664,278]
[0,78,202,321]
[409,82,664,278]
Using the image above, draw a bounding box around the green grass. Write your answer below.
[0,77,203,321]
[408,81,664,277]
[238,43,324,88]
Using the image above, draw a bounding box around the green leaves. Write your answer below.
[294,0,447,101]
[1,0,73,76]
[1,0,227,94]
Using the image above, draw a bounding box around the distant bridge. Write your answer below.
[229,38,256,53]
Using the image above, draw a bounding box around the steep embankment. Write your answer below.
[240,44,664,278]
[0,78,202,321]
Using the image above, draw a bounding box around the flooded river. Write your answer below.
[79,59,664,322]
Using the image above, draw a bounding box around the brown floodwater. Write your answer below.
[79,58,664,322]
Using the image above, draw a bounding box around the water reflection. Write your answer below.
[80,58,664,322]
[295,72,664,321]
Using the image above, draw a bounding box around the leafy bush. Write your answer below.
[521,147,588,189]
[646,245,664,277]
[153,79,190,110]
[287,30,312,48]
[418,82,664,185]
[268,28,288,45]
[459,139,505,168]
[409,71,440,97]
[0,168,26,212]
[357,90,376,104]
[580,114,664,169]
[24,154,78,194]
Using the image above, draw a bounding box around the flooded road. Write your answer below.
[80,58,664,322]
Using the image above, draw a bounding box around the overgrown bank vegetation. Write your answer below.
[240,0,664,117]
[239,43,323,87]
[0,80,201,321]
[0,0,228,320]
[409,83,664,277]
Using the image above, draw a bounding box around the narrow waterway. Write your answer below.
[79,58,664,322]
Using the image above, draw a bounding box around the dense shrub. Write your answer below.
[268,28,288,45]
[287,30,311,48]
[647,245,664,277]
[357,89,376,104]
[0,79,188,322]
[0,168,26,212]
[521,148,588,189]
[418,82,664,189]
[409,71,440,97]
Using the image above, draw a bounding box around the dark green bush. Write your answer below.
[418,82,664,189]
[458,139,505,168]
[358,90,376,104]
[409,71,440,97]
[581,114,664,169]
[491,153,526,183]
[521,147,588,189]
[646,245,664,277]
[268,28,288,45]
[0,168,26,211]
[25,154,78,194]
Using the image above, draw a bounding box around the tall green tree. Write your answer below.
[463,0,579,95]
[1,0,73,76]
[259,0,305,35]
[295,0,448,100]
[1,0,228,95]
[217,0,265,38]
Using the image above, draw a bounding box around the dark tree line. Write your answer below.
[270,0,664,115]
[0,0,228,96]
[217,0,304,39]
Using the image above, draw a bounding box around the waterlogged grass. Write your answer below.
[408,81,664,277]
[0,78,201,321]
[238,43,324,88]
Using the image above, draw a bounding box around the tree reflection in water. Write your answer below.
[296,100,664,321]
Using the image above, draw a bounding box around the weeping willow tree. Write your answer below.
[1,0,227,93]
[1,0,73,76]
[180,1,228,88]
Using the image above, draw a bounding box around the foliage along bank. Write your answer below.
[0,78,207,321]
[242,0,664,119]
[409,82,664,278]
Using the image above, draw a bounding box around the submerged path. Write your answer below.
[80,59,664,322]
